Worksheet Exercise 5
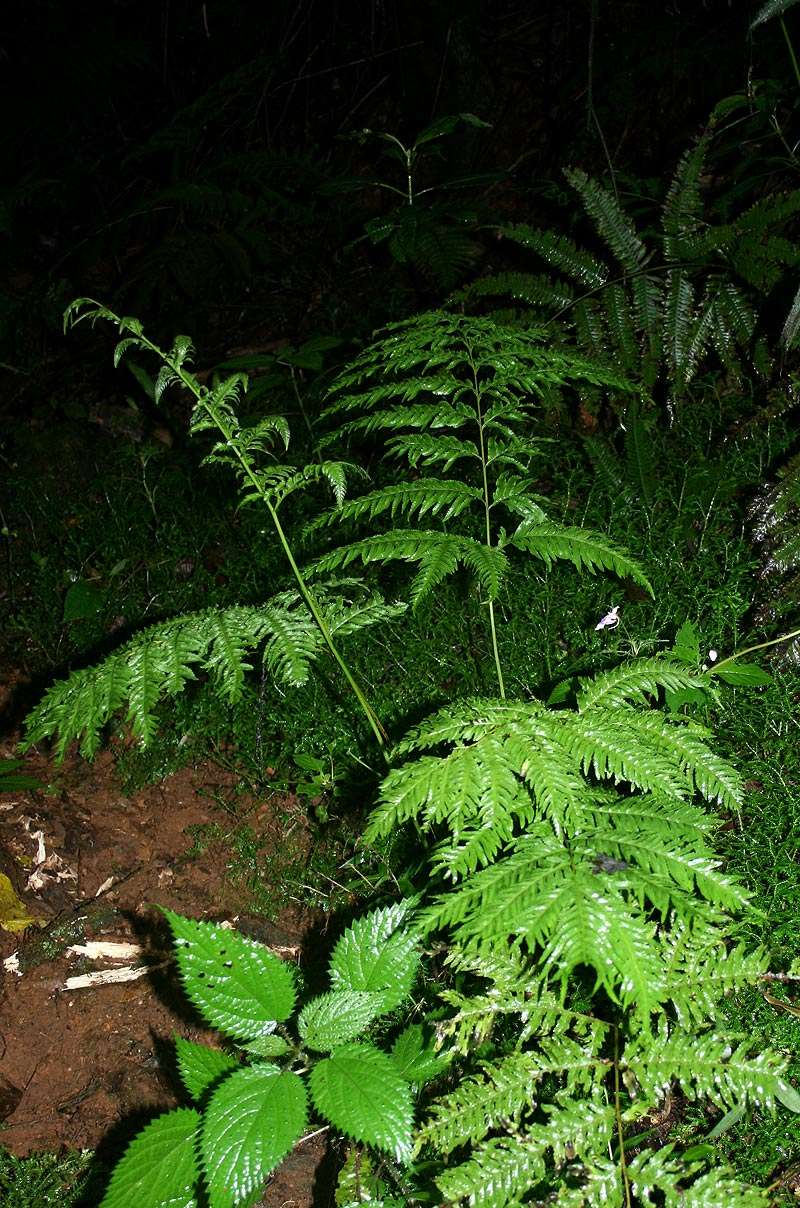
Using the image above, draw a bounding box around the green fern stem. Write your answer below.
[266,503,389,746]
[613,1026,633,1208]
[709,625,800,677]
[780,17,800,92]
[470,345,506,699]
[124,325,388,751]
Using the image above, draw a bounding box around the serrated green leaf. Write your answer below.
[711,662,772,687]
[163,910,296,1040]
[390,1023,450,1086]
[310,1043,414,1162]
[241,1034,291,1059]
[329,903,419,1010]
[100,1108,200,1208]
[672,620,700,666]
[203,1067,307,1207]
[298,990,389,1052]
[175,1037,239,1102]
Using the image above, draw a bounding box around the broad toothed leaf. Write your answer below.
[310,1043,414,1162]
[163,910,296,1040]
[99,1108,200,1208]
[203,1066,306,1207]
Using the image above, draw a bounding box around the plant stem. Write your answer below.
[265,502,388,747]
[781,16,800,93]
[470,352,506,698]
[710,625,800,676]
[613,1027,633,1208]
[133,325,388,751]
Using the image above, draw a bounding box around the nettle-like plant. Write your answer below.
[21,304,800,1206]
[456,128,800,410]
[328,112,497,291]
[100,903,435,1208]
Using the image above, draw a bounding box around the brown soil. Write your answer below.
[0,692,327,1206]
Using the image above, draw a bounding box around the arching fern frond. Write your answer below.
[458,137,800,412]
[453,270,575,310]
[498,224,608,289]
[507,521,652,592]
[308,313,646,692]
[308,531,510,608]
[575,657,711,711]
[565,168,649,273]
[23,587,404,760]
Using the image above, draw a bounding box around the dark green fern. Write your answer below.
[456,129,800,411]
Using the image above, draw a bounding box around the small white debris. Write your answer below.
[708,649,718,662]
[3,952,21,976]
[62,965,152,991]
[66,941,142,962]
[595,605,621,632]
[94,876,115,897]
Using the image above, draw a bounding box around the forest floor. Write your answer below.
[0,672,326,1207]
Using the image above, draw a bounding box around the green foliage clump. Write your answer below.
[311,310,649,695]
[99,903,431,1208]
[20,302,800,1207]
[457,129,800,410]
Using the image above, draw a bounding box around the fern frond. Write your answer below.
[422,834,665,1018]
[439,951,610,1052]
[623,398,657,508]
[572,299,610,363]
[498,224,608,289]
[628,1146,769,1207]
[664,269,696,390]
[259,607,319,687]
[781,280,800,348]
[714,282,756,348]
[308,532,508,607]
[626,1030,794,1112]
[324,594,407,638]
[491,472,548,522]
[660,923,768,1027]
[418,1040,606,1154]
[506,521,650,592]
[608,709,743,812]
[566,168,649,273]
[454,271,575,310]
[307,480,482,532]
[663,134,710,258]
[751,0,800,29]
[603,283,639,371]
[576,658,709,711]
[23,589,397,758]
[324,401,473,441]
[385,433,479,470]
[433,1099,615,1208]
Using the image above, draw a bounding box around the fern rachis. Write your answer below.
[310,311,651,697]
[57,300,389,749]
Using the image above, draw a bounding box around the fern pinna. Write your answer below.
[309,311,650,696]
[363,659,800,1206]
[457,130,800,411]
[24,300,395,753]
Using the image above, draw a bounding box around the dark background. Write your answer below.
[0,1,781,377]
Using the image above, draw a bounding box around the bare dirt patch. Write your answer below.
[0,729,324,1206]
